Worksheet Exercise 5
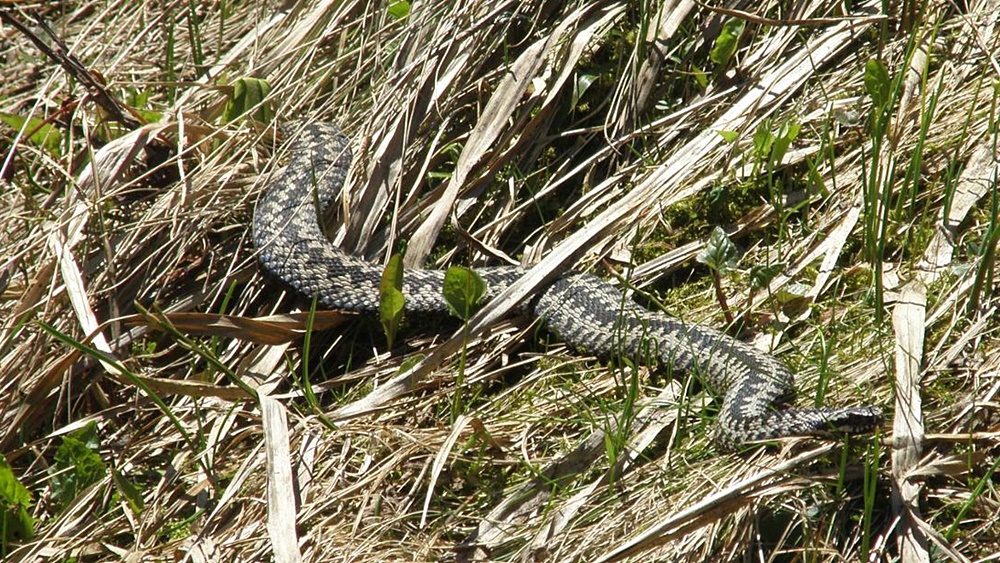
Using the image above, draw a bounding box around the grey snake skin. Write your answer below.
[253,122,882,448]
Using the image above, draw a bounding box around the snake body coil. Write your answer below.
[253,122,882,448]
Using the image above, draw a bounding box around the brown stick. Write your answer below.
[0,8,141,129]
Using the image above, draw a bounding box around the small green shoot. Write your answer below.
[300,296,320,404]
[186,0,206,70]
[771,282,810,317]
[395,354,425,376]
[695,226,738,325]
[51,421,108,510]
[752,118,800,173]
[748,263,783,292]
[691,63,708,89]
[860,435,882,560]
[379,254,406,349]
[746,262,784,310]
[604,358,641,486]
[443,267,486,321]
[863,59,891,114]
[710,19,744,67]
[223,77,273,124]
[299,295,336,430]
[751,118,801,223]
[111,466,144,516]
[969,186,999,312]
[860,58,897,322]
[124,87,163,123]
[442,267,486,421]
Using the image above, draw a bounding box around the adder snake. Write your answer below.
[252,122,882,448]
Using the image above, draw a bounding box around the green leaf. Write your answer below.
[717,130,739,143]
[752,122,775,160]
[864,59,890,109]
[773,281,811,313]
[133,109,165,123]
[770,118,800,165]
[0,112,63,156]
[223,77,273,124]
[51,421,108,510]
[379,254,405,349]
[806,160,828,195]
[571,73,597,107]
[751,118,800,169]
[387,0,410,19]
[0,459,31,508]
[0,456,34,542]
[749,263,785,291]
[443,267,486,320]
[112,467,144,516]
[695,226,738,273]
[691,64,708,89]
[395,354,425,375]
[710,19,744,66]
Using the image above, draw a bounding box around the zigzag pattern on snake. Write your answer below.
[252,122,882,448]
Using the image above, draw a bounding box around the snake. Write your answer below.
[252,122,882,448]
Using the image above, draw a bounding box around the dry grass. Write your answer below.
[2,0,999,561]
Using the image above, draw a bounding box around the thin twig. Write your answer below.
[0,8,141,129]
[693,0,890,27]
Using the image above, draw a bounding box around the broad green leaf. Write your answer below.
[864,59,890,109]
[51,421,107,510]
[0,112,63,156]
[695,226,738,273]
[387,0,410,19]
[710,19,744,66]
[717,130,739,143]
[443,267,486,320]
[379,254,405,349]
[0,456,34,542]
[0,458,31,507]
[223,77,272,124]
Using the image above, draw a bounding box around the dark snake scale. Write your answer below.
[253,122,882,448]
